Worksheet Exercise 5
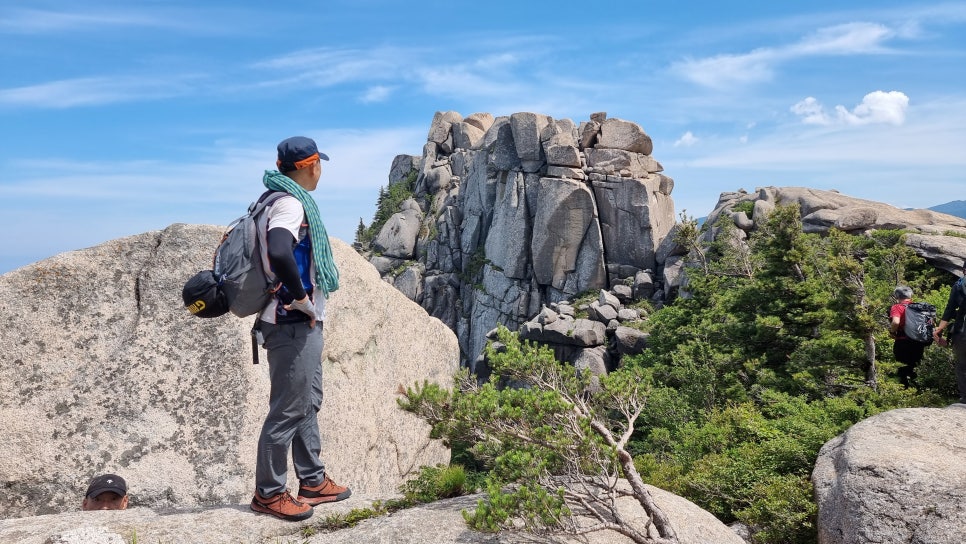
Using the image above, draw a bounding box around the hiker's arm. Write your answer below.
[266,227,307,301]
[890,315,901,336]
[888,304,902,337]
[934,319,949,339]
[936,289,962,338]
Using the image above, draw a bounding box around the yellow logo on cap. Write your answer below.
[188,300,206,314]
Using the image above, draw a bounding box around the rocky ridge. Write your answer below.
[701,187,966,277]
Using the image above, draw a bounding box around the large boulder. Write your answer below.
[0,225,457,518]
[596,117,653,155]
[812,406,966,544]
[591,174,675,273]
[0,485,743,544]
[372,198,424,259]
[528,176,607,293]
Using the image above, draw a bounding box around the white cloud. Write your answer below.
[0,9,160,32]
[671,50,776,89]
[791,96,831,125]
[791,91,909,126]
[360,85,393,103]
[0,7,216,34]
[252,47,407,88]
[674,131,699,147]
[794,22,894,55]
[0,76,195,108]
[252,46,529,100]
[672,22,897,89]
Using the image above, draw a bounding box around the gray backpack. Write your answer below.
[903,302,936,345]
[213,191,288,317]
[183,191,287,320]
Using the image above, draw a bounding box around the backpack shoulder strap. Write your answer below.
[249,190,288,216]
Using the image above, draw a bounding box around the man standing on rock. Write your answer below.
[250,136,350,521]
[933,262,966,404]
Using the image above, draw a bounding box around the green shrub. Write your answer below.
[732,200,755,218]
[400,464,479,503]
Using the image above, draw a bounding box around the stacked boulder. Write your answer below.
[363,111,676,367]
[493,285,651,378]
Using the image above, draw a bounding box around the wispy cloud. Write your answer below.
[791,91,909,126]
[251,47,413,88]
[794,22,894,54]
[0,76,198,108]
[0,7,203,34]
[674,131,699,147]
[672,22,898,89]
[0,8,157,32]
[359,85,394,103]
[252,45,535,101]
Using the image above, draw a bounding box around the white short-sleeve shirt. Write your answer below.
[258,195,325,323]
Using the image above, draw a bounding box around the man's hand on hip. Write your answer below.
[284,296,318,328]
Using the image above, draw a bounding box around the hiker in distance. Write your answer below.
[249,136,350,521]
[889,285,926,387]
[933,262,966,404]
[81,473,128,511]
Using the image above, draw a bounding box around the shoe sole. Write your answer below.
[297,488,352,506]
[250,499,314,521]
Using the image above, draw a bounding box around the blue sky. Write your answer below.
[1,1,965,274]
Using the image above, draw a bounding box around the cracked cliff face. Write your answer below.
[0,224,458,518]
[361,111,676,365]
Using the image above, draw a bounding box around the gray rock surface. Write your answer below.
[597,117,654,155]
[372,199,424,259]
[0,486,743,544]
[812,405,966,544]
[0,225,457,518]
[613,326,648,356]
[362,111,675,365]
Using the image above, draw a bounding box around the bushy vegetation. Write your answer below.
[399,204,959,543]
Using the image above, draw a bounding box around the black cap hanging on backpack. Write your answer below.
[182,270,229,318]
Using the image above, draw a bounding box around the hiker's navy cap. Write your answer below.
[277,136,329,172]
[85,474,127,499]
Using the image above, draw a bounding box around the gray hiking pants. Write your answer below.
[255,320,326,497]
[952,330,966,403]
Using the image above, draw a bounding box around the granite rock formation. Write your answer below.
[0,224,457,518]
[363,111,676,366]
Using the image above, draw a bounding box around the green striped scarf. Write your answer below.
[262,170,339,297]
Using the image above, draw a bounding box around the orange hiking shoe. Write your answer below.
[250,490,313,521]
[297,474,352,505]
